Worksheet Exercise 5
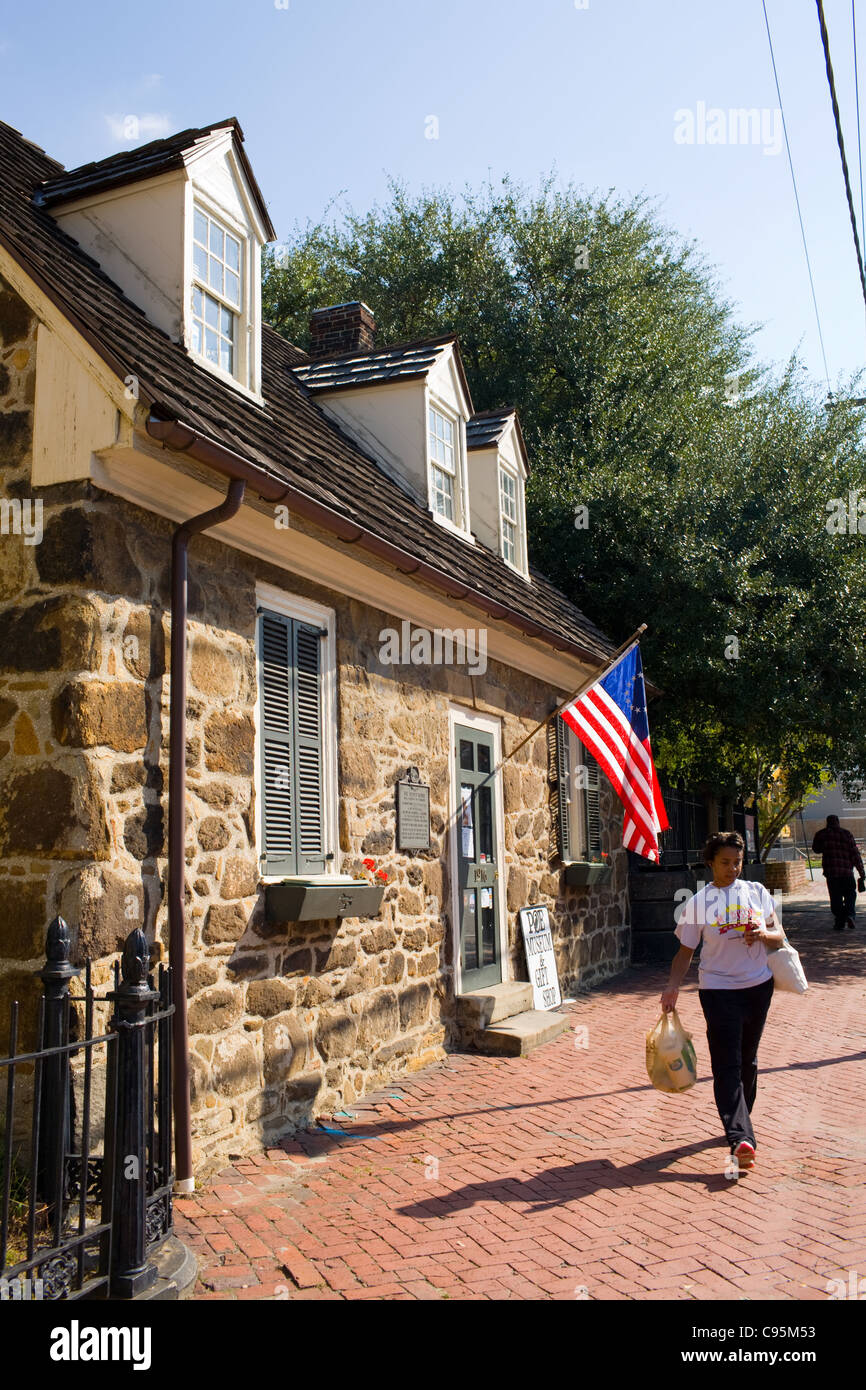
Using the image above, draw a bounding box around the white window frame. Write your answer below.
[253,581,339,883]
[498,462,528,576]
[426,396,473,540]
[185,191,261,400]
[564,723,603,861]
[191,205,242,376]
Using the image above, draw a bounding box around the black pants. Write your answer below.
[826,873,856,928]
[698,976,774,1151]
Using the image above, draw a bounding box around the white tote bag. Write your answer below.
[767,935,808,994]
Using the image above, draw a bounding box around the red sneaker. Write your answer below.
[734,1141,756,1168]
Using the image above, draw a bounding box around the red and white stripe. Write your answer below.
[561,682,666,863]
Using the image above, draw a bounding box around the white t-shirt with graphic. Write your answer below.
[674,878,777,990]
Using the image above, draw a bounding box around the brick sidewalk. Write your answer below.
[175,897,866,1300]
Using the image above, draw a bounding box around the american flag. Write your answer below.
[559,643,669,863]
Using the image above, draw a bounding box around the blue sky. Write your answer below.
[2,0,864,395]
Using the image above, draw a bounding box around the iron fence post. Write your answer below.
[107,929,159,1298]
[36,917,79,1210]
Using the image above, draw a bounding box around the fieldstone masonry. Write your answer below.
[0,276,629,1178]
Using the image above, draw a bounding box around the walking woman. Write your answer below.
[660,831,784,1169]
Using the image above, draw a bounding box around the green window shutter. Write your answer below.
[259,610,295,876]
[259,610,328,876]
[553,714,573,861]
[292,621,327,874]
[584,749,602,857]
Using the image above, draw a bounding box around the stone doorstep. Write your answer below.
[454,981,534,1028]
[471,1010,572,1057]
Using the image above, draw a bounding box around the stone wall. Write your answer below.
[0,276,630,1178]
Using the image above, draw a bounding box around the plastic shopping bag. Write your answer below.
[767,936,808,994]
[646,1008,698,1093]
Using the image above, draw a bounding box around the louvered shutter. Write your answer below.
[553,713,573,861]
[584,749,602,857]
[259,610,295,875]
[292,621,327,874]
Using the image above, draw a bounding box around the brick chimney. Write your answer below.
[309,301,376,358]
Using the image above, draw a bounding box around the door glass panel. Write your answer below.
[463,890,478,969]
[460,785,475,860]
[459,739,474,770]
[481,888,496,964]
[477,744,491,773]
[477,785,493,862]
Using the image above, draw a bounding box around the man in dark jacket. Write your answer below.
[811,815,866,930]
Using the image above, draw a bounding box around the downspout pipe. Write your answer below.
[169,478,246,1192]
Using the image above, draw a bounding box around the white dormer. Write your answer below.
[465,410,530,578]
[37,119,275,400]
[293,316,475,542]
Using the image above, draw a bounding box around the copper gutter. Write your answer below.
[168,478,246,1190]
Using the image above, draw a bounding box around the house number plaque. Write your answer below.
[396,767,431,851]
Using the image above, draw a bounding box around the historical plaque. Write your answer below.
[396,767,431,851]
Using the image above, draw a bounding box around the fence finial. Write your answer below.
[45,916,71,963]
[121,929,150,989]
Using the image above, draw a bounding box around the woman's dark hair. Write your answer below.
[702,831,745,865]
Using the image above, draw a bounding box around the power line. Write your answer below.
[816,0,866,315]
[761,0,832,391]
[854,2,865,272]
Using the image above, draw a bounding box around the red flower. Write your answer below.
[362,857,375,871]
[375,868,389,882]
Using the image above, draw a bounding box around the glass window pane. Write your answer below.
[219,340,232,373]
[225,235,240,271]
[443,416,453,444]
[477,786,493,861]
[194,209,208,246]
[193,242,208,281]
[208,257,223,293]
[477,744,491,773]
[462,891,478,970]
[220,305,234,336]
[204,293,218,328]
[191,320,202,353]
[224,270,240,306]
[209,222,223,256]
[459,740,474,770]
[460,785,475,859]
[192,286,203,315]
[204,327,218,363]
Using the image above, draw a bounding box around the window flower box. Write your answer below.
[564,860,612,887]
[265,876,386,924]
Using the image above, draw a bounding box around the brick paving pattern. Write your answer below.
[175,880,866,1299]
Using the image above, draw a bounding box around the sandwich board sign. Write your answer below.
[518,904,561,1010]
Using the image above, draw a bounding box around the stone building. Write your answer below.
[0,117,630,1180]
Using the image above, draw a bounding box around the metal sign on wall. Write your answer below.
[518,904,562,1010]
[396,767,431,851]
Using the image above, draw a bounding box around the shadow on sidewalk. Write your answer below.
[278,1047,866,1163]
[395,1136,755,1217]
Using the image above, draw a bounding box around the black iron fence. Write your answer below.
[0,917,173,1301]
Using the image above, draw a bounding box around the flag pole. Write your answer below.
[494,623,648,773]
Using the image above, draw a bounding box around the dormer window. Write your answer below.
[429,406,456,520]
[499,466,518,564]
[427,400,471,537]
[191,206,242,376]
